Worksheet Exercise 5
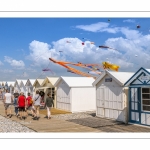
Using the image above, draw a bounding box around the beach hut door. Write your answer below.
[129,87,140,123]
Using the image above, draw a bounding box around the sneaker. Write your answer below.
[33,117,37,120]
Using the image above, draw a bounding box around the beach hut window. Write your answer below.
[142,88,150,111]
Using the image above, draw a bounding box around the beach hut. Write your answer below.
[124,67,150,126]
[32,79,44,95]
[25,79,36,97]
[92,70,134,123]
[7,81,15,94]
[40,77,59,108]
[20,80,27,96]
[54,76,96,113]
[14,79,22,93]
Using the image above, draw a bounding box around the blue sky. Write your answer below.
[1,18,150,81]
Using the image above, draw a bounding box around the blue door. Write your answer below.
[129,87,141,124]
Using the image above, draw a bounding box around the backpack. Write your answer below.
[29,98,33,105]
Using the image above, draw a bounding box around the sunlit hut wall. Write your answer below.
[124,67,150,127]
[14,79,22,93]
[25,79,36,97]
[54,76,96,113]
[32,79,44,96]
[19,80,28,97]
[7,81,15,94]
[40,77,59,108]
[92,70,134,124]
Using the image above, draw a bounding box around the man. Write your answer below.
[13,90,19,117]
[33,90,41,120]
[4,89,13,118]
[17,92,27,120]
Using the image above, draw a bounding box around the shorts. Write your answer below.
[26,106,32,110]
[34,105,40,111]
[18,107,25,111]
[4,103,12,110]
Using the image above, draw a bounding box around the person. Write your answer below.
[26,93,35,117]
[13,90,19,117]
[44,93,54,119]
[17,92,27,120]
[3,89,13,118]
[32,90,41,120]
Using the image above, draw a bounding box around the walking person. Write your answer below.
[17,92,27,120]
[3,89,13,118]
[26,93,35,117]
[13,90,19,117]
[44,93,54,119]
[32,90,41,120]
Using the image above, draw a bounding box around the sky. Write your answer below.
[0,18,150,81]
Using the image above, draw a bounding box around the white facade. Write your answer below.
[7,81,15,94]
[93,70,134,123]
[41,77,59,108]
[25,79,36,97]
[14,79,22,93]
[54,76,96,113]
[20,80,27,96]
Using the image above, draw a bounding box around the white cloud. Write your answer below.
[4,56,25,68]
[0,69,14,73]
[0,61,3,66]
[76,22,109,32]
[123,19,135,23]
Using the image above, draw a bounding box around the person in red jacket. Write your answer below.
[17,92,27,120]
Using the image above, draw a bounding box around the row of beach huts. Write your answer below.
[1,67,150,127]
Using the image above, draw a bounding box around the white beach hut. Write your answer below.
[14,79,22,93]
[40,77,59,108]
[25,79,36,97]
[20,80,28,96]
[92,70,134,123]
[32,79,44,94]
[54,76,96,113]
[7,81,15,94]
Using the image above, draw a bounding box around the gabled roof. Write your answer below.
[54,76,95,87]
[33,79,44,87]
[41,77,59,86]
[25,79,36,86]
[20,80,27,86]
[92,70,135,86]
[124,67,150,86]
[14,79,22,87]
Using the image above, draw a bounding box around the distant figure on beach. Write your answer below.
[32,90,41,120]
[4,89,13,118]
[44,93,54,119]
[13,90,19,117]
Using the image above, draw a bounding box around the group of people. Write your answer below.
[3,89,54,120]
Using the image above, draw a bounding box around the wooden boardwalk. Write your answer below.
[0,101,101,132]
[1,100,150,132]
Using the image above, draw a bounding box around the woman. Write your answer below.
[44,93,54,119]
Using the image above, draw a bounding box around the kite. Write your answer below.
[42,68,55,75]
[102,62,120,71]
[137,25,141,29]
[49,58,101,78]
[99,45,117,51]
